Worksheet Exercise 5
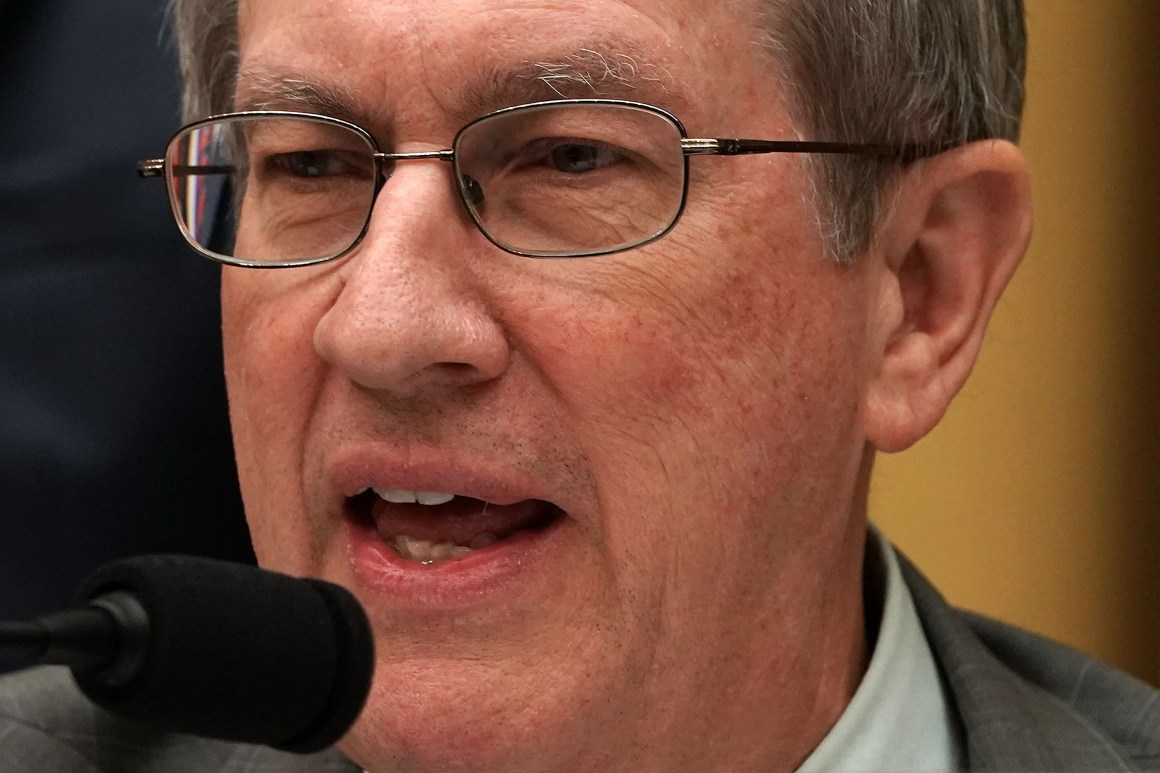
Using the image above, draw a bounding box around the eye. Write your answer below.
[270,150,350,178]
[545,142,623,174]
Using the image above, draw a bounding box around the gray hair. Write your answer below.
[170,0,239,120]
[759,0,1026,260]
[168,0,1025,262]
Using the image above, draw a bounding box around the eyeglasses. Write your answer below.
[138,99,896,267]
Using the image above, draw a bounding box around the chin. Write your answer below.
[339,671,600,773]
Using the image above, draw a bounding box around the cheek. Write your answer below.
[518,199,873,554]
[540,226,859,444]
[221,270,334,568]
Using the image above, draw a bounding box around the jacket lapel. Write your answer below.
[898,554,1136,772]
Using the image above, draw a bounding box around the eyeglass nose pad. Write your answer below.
[461,175,485,207]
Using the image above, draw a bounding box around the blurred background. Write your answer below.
[0,0,254,670]
[874,0,1160,687]
[0,1,1155,687]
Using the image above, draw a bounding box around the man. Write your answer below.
[1,0,1157,771]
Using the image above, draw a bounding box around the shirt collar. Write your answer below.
[795,526,965,772]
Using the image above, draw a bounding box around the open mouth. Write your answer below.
[346,488,563,566]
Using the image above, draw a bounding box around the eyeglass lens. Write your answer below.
[164,103,687,264]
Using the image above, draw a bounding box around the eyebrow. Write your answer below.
[459,44,680,117]
[234,71,370,123]
[234,40,683,131]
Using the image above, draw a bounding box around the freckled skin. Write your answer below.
[225,0,884,770]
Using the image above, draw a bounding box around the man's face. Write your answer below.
[225,0,882,769]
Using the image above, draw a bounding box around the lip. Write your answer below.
[327,445,570,612]
[328,445,558,506]
[343,510,566,611]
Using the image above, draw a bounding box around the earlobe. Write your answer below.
[861,140,1033,452]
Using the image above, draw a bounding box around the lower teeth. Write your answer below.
[392,533,499,564]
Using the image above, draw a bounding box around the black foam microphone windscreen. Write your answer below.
[71,555,374,753]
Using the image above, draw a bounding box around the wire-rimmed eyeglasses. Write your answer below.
[137,99,898,267]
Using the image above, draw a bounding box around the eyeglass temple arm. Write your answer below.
[137,159,235,179]
[681,138,929,163]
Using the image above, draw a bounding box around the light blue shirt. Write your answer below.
[796,527,965,772]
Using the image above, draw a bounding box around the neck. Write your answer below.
[619,516,871,772]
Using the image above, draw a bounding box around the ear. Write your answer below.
[860,140,1033,452]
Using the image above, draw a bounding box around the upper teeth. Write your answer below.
[373,488,456,506]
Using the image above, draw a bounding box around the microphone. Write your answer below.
[0,555,374,753]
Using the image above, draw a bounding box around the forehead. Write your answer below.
[236,0,772,130]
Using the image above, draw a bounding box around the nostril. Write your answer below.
[436,361,485,378]
[313,297,511,395]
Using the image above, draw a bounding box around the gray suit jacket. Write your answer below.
[1,559,1156,771]
[899,557,1159,772]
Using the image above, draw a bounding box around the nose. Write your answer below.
[313,162,511,397]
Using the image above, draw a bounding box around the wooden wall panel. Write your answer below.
[872,0,1160,686]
